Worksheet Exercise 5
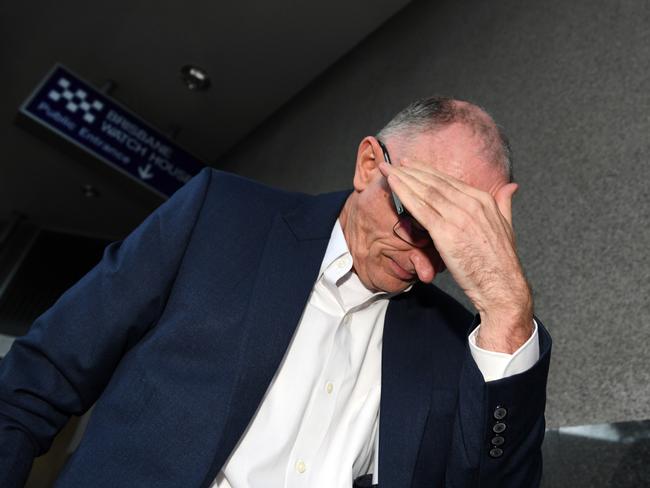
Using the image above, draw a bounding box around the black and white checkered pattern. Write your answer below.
[47,77,104,123]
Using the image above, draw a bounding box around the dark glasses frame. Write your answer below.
[375,138,431,248]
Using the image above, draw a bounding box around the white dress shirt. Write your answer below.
[212,219,539,488]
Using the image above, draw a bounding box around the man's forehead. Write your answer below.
[398,124,506,195]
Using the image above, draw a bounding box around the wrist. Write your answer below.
[477,302,534,354]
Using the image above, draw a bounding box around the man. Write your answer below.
[0,97,551,487]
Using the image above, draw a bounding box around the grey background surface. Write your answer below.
[217,0,650,428]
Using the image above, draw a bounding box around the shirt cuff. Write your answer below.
[468,319,540,382]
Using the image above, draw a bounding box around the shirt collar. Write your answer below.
[319,218,350,278]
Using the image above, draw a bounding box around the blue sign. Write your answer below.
[20,64,205,198]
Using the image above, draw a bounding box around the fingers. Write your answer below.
[379,162,480,229]
[399,158,489,201]
[384,164,451,209]
[383,171,444,231]
[384,161,489,210]
[380,160,517,230]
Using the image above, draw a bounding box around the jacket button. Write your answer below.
[494,406,507,420]
[491,435,505,446]
[493,422,506,433]
[489,447,504,458]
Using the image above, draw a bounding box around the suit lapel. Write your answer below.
[203,190,350,483]
[379,289,436,488]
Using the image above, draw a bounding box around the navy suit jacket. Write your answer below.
[0,167,551,487]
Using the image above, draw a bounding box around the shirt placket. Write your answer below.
[284,295,350,487]
[284,254,387,488]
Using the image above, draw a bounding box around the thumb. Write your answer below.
[494,183,518,226]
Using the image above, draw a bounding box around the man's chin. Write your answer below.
[382,273,419,294]
[411,266,446,286]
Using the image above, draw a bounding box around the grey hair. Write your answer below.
[376,96,513,182]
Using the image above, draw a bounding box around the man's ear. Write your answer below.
[353,136,382,191]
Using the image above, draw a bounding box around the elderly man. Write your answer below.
[0,97,550,487]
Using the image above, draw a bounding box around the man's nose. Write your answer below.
[407,245,445,276]
[405,247,435,283]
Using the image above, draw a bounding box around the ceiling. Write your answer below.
[0,0,410,239]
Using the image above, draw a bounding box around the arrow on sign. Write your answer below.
[138,164,154,180]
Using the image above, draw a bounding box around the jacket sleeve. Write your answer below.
[445,315,552,488]
[0,166,213,487]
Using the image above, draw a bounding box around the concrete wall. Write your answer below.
[217,0,650,427]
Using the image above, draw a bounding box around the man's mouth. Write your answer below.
[387,257,417,281]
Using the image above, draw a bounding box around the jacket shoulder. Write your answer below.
[194,168,312,226]
[206,168,308,206]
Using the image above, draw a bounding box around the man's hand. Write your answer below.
[378,159,533,354]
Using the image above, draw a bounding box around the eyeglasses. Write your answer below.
[376,138,432,248]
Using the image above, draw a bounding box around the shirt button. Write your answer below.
[337,258,347,269]
[326,382,334,394]
[295,460,306,473]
